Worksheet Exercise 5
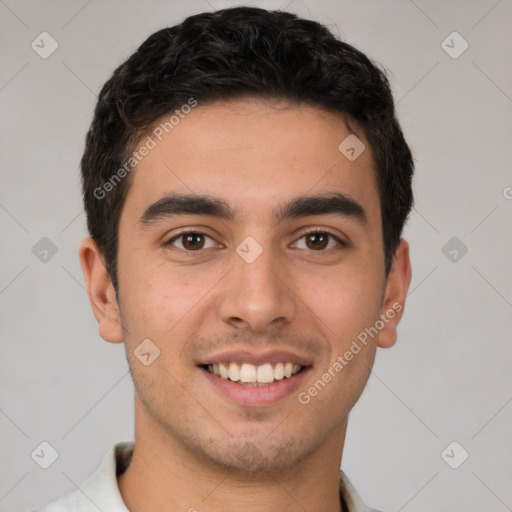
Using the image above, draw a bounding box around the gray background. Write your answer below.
[1,0,511,510]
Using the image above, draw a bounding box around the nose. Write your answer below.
[215,241,297,333]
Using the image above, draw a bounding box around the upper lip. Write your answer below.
[197,349,313,367]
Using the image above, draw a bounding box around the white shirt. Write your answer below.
[32,441,382,512]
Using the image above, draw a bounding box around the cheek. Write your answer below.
[118,255,221,340]
[304,263,383,340]
[316,267,382,398]
[303,272,380,408]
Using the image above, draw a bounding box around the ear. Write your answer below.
[377,238,412,349]
[78,236,124,344]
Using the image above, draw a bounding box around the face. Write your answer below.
[81,98,410,474]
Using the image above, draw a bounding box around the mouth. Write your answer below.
[200,361,306,386]
[197,351,313,406]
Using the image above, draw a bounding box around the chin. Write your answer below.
[195,434,313,475]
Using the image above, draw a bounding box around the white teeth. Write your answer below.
[228,362,240,381]
[207,362,303,384]
[257,363,274,383]
[219,363,229,379]
[274,362,284,380]
[240,363,257,383]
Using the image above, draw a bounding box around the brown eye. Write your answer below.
[305,232,329,250]
[167,232,216,251]
[181,233,205,250]
[294,230,343,251]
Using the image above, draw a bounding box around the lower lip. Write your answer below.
[200,366,311,407]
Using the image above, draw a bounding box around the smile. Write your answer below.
[202,362,303,386]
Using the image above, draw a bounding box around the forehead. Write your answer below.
[121,98,380,226]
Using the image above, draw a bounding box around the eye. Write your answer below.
[293,230,344,251]
[164,229,345,254]
[165,231,217,252]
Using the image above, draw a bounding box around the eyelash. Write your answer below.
[164,228,346,255]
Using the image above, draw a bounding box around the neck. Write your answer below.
[118,397,347,512]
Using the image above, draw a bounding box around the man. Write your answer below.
[33,6,413,512]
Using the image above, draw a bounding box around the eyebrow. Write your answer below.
[139,192,367,227]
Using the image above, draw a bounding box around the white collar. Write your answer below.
[34,441,380,512]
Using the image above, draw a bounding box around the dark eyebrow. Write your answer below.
[139,193,235,225]
[139,192,367,227]
[275,192,366,225]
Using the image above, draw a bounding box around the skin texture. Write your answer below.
[79,98,411,512]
